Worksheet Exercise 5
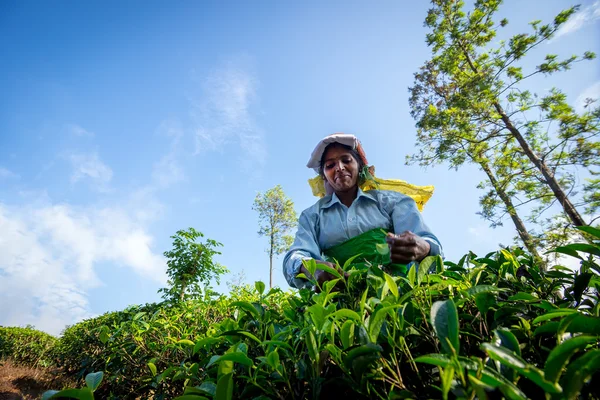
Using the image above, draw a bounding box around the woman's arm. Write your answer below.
[283,210,323,289]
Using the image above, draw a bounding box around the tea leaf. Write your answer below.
[230,301,260,319]
[562,349,600,399]
[368,305,401,343]
[544,335,597,383]
[384,273,399,297]
[216,372,233,400]
[575,225,600,239]
[340,320,355,349]
[85,371,104,392]
[330,309,361,321]
[532,309,579,324]
[219,330,261,344]
[415,353,453,368]
[482,343,561,393]
[42,389,94,400]
[431,299,460,356]
[254,281,265,295]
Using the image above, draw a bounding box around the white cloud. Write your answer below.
[68,152,113,190]
[575,81,600,113]
[191,59,267,170]
[0,201,166,335]
[67,123,95,137]
[0,166,19,180]
[554,1,600,39]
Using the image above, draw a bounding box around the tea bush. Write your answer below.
[0,325,57,367]
[16,227,600,399]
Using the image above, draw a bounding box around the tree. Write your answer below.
[158,227,228,302]
[408,0,599,255]
[253,185,297,288]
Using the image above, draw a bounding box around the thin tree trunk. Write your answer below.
[180,282,186,302]
[492,102,587,227]
[269,233,274,289]
[480,161,545,268]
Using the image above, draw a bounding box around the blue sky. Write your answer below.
[1,0,599,335]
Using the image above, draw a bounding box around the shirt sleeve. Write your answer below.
[283,209,323,289]
[388,194,443,258]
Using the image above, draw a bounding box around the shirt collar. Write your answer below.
[321,188,376,209]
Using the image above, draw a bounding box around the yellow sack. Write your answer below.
[308,175,434,212]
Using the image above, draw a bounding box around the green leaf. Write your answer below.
[418,256,436,276]
[207,352,253,368]
[177,339,195,346]
[148,362,157,377]
[219,330,261,344]
[216,372,233,400]
[343,343,382,378]
[85,371,104,392]
[507,292,539,302]
[315,263,343,280]
[330,309,361,321]
[416,259,430,285]
[384,273,399,297]
[576,225,600,239]
[544,335,597,383]
[42,389,94,400]
[464,285,503,297]
[368,305,401,343]
[435,255,444,273]
[230,301,260,319]
[475,292,496,315]
[494,328,520,356]
[431,299,460,356]
[376,242,389,255]
[173,396,209,400]
[42,391,60,400]
[340,320,355,349]
[342,253,364,270]
[482,343,561,393]
[307,304,326,330]
[193,337,220,355]
[415,353,453,368]
[573,273,593,304]
[467,368,527,400]
[554,243,600,258]
[562,349,600,399]
[261,340,294,354]
[306,331,318,363]
[255,281,265,295]
[266,349,280,369]
[532,309,579,324]
[407,265,416,286]
[197,382,217,396]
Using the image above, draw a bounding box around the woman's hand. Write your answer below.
[300,260,349,293]
[386,231,431,263]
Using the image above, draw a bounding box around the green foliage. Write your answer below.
[0,325,57,367]
[252,185,297,288]
[409,0,599,256]
[159,227,228,303]
[39,229,600,399]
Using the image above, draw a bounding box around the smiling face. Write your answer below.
[321,144,360,194]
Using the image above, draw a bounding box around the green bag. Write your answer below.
[323,228,408,276]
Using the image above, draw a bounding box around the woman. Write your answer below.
[283,133,443,290]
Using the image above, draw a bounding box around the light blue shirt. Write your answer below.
[283,189,443,289]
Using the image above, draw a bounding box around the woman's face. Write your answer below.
[322,145,360,193]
